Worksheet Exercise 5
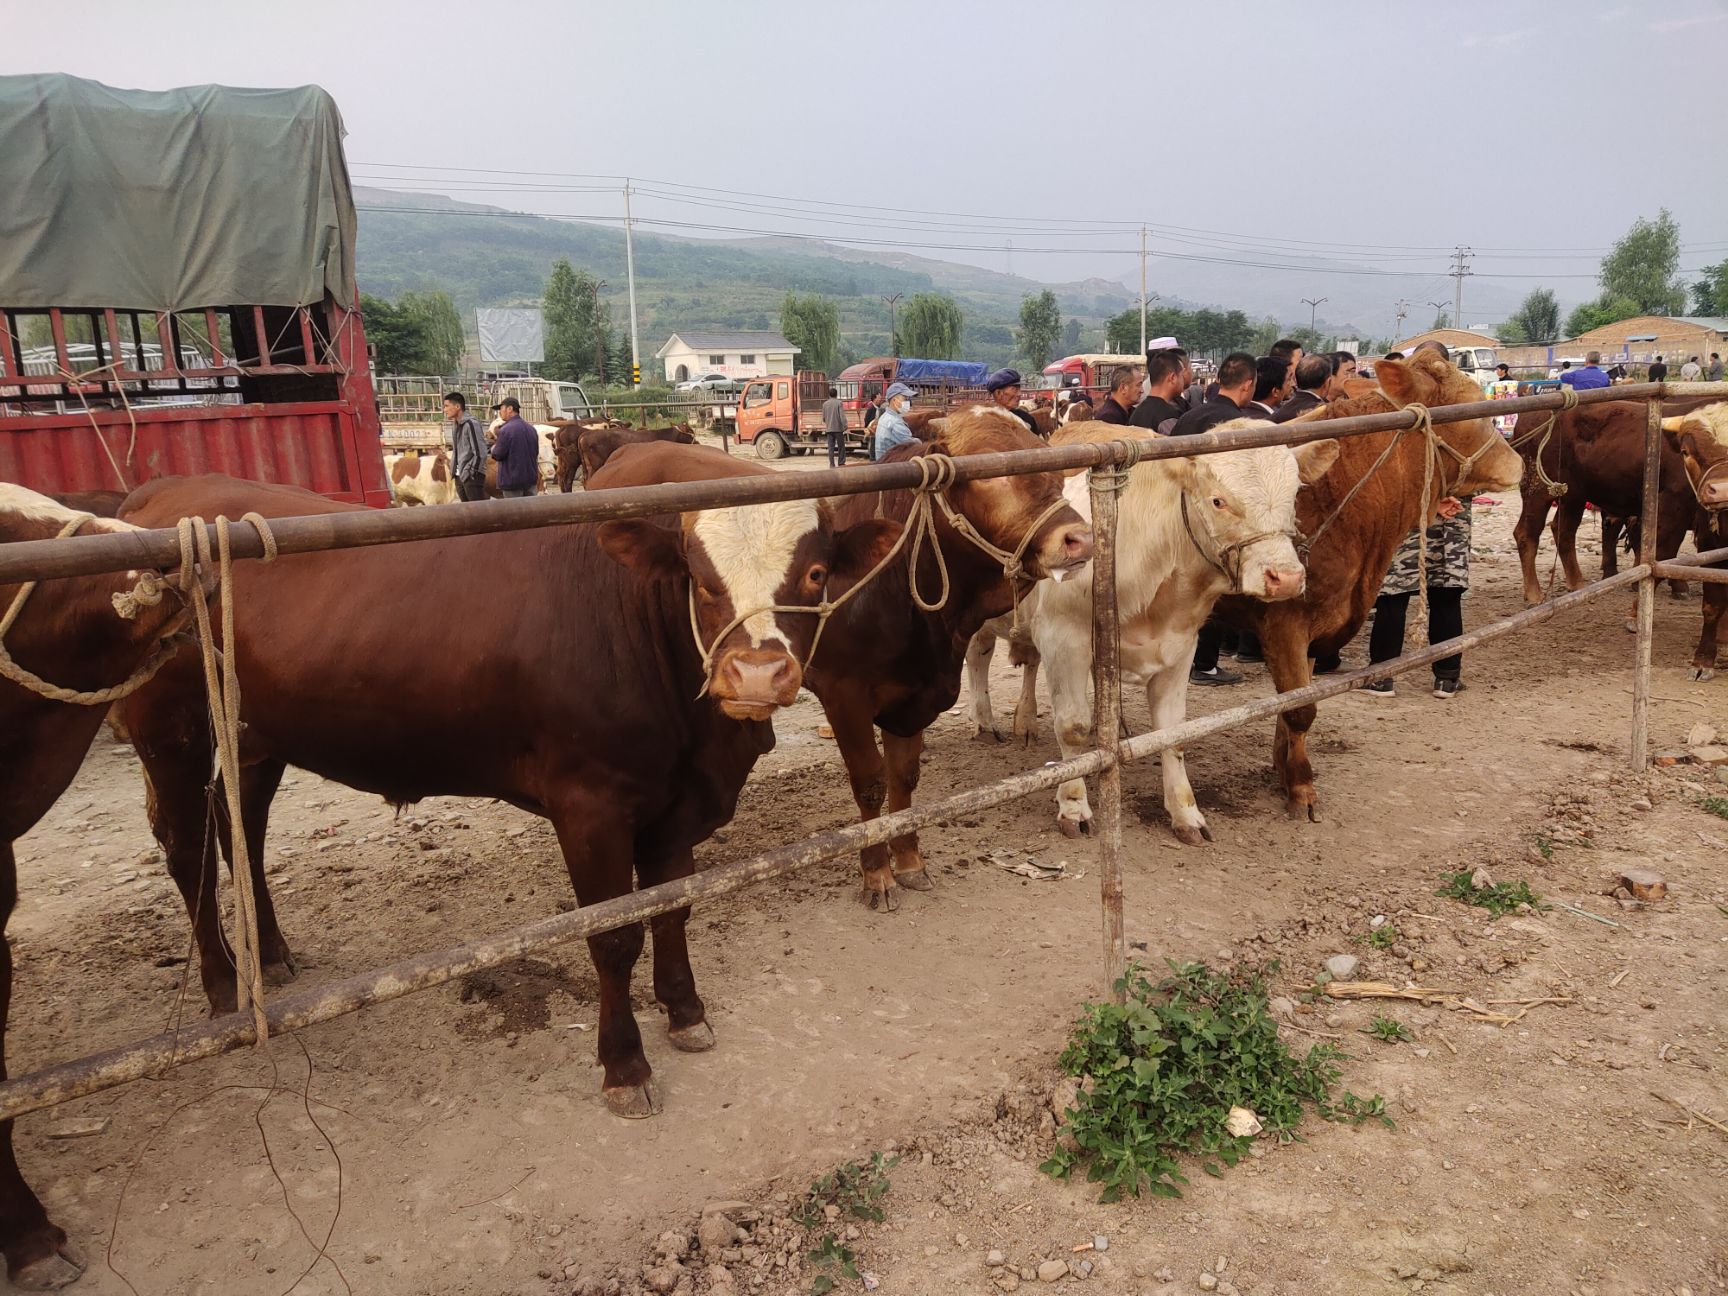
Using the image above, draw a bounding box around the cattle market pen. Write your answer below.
[1,379,1725,1130]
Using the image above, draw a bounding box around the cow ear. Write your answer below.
[596,518,686,578]
[830,519,904,586]
[1375,356,1416,406]
[1292,438,1340,484]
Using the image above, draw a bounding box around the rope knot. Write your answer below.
[111,570,168,620]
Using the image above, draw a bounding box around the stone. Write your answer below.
[1268,995,1297,1022]
[987,1250,1007,1268]
[1418,1267,1441,1281]
[994,1275,1020,1293]
[1716,765,1728,786]
[698,1213,740,1256]
[1154,1268,1175,1282]
[1688,722,1718,747]
[655,1231,689,1259]
[1689,744,1728,766]
[1470,867,1493,891]
[1628,797,1653,812]
[1092,1235,1108,1252]
[643,1263,684,1294]
[1037,1259,1069,1283]
[1198,1274,1219,1292]
[1324,953,1360,981]
[1070,1259,1092,1278]
[1224,1106,1262,1137]
[1369,914,1387,930]
[1216,1255,1228,1273]
[1618,868,1667,900]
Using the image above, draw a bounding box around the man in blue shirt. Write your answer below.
[872,382,918,459]
[1560,351,1613,392]
[489,396,541,496]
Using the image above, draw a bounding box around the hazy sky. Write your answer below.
[8,0,1727,330]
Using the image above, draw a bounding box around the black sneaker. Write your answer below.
[1190,665,1244,686]
[1235,649,1265,664]
[1312,654,1342,676]
[1432,678,1463,700]
[1362,678,1395,699]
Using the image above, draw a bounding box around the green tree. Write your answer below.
[607,329,633,387]
[780,292,841,373]
[1692,260,1728,316]
[1565,294,1641,340]
[1017,290,1061,369]
[360,293,431,373]
[1599,209,1686,315]
[1499,287,1561,345]
[1063,317,1083,351]
[897,293,964,359]
[398,290,465,373]
[542,257,608,383]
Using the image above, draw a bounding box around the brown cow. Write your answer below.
[811,407,1093,907]
[1213,352,1524,821]
[47,491,127,518]
[1660,403,1728,678]
[0,485,192,1289]
[116,457,900,1123]
[1510,395,1721,605]
[573,423,696,490]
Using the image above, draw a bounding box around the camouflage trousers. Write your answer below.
[1379,502,1472,596]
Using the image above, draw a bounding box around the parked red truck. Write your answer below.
[0,74,390,506]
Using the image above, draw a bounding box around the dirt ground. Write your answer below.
[9,482,1727,1296]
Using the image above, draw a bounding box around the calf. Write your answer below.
[0,486,190,1290]
[116,455,900,1130]
[1034,424,1339,841]
[810,408,1093,907]
[386,450,458,506]
[1660,403,1728,678]
[1214,352,1524,821]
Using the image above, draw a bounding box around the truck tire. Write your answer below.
[754,430,788,461]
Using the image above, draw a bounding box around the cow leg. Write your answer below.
[1041,618,1095,837]
[1514,487,1554,605]
[229,759,296,985]
[1692,577,1728,681]
[637,845,711,1053]
[881,729,931,891]
[824,704,899,911]
[964,627,1002,742]
[1600,514,1623,579]
[1263,620,1321,822]
[546,799,655,1117]
[1147,659,1210,846]
[1010,638,1042,746]
[0,843,85,1291]
[1552,497,1589,591]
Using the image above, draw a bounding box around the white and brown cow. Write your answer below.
[1033,422,1338,843]
[385,451,458,506]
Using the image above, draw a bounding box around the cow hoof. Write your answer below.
[1624,618,1638,634]
[668,1022,716,1053]
[1015,729,1038,747]
[1171,823,1213,846]
[862,882,899,913]
[603,1081,661,1119]
[972,727,1004,744]
[1307,804,1323,824]
[894,868,933,892]
[11,1242,85,1291]
[1056,816,1089,839]
[1692,667,1716,682]
[263,956,299,986]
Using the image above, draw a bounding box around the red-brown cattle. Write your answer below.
[116,456,899,1123]
[1660,403,1728,678]
[570,423,696,491]
[0,485,192,1289]
[812,408,1092,906]
[1214,352,1524,820]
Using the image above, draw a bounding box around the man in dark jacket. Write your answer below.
[1273,353,1336,423]
[1093,365,1144,425]
[985,368,1040,434]
[489,396,540,497]
[1130,347,1192,432]
[445,390,487,501]
[1169,352,1257,437]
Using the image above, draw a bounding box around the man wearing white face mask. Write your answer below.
[873,381,918,459]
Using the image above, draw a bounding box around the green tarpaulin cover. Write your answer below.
[0,74,356,312]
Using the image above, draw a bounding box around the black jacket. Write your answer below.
[1169,393,1248,438]
[1093,394,1134,425]
[1272,389,1326,423]
[1129,395,1185,432]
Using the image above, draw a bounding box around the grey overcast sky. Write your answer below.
[7,0,1727,329]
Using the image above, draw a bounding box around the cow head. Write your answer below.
[1377,352,1523,496]
[1662,402,1728,509]
[1176,434,1341,600]
[598,502,900,720]
[925,407,1094,581]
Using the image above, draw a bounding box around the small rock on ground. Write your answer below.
[1324,953,1360,981]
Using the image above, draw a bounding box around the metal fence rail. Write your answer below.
[0,379,1724,1126]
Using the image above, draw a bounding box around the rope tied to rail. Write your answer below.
[1507,386,1579,497]
[172,511,279,1048]
[0,513,195,706]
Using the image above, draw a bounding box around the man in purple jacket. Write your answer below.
[489,396,540,497]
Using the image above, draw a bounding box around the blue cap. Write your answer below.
[885,382,916,400]
[985,368,1024,392]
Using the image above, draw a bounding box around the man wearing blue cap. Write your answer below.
[873,382,918,459]
[985,368,1041,435]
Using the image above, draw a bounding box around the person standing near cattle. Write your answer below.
[984,368,1041,435]
[1093,365,1143,425]
[489,396,540,497]
[821,385,849,468]
[1681,355,1704,381]
[1561,351,1613,391]
[1130,346,1192,433]
[1274,353,1334,422]
[1647,356,1668,383]
[1710,353,1723,382]
[1363,495,1473,699]
[445,391,487,502]
[872,382,918,459]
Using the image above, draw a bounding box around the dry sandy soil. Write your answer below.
[8,480,1727,1296]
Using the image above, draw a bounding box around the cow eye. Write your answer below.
[1211,495,1227,510]
[806,564,828,587]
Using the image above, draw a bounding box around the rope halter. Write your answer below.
[1505,386,1579,497]
[1178,491,1302,595]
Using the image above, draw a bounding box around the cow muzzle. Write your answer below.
[1247,560,1308,601]
[710,647,803,719]
[1032,521,1095,581]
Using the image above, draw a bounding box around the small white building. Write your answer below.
[656,330,800,384]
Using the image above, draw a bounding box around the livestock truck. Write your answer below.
[735,359,993,459]
[0,74,391,506]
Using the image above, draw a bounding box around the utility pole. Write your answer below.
[883,293,903,357]
[622,181,641,386]
[1450,245,1474,335]
[1301,296,1329,335]
[1427,300,1450,329]
[1139,225,1149,357]
[592,279,607,383]
[1393,298,1410,341]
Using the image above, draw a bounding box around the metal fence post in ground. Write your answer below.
[1631,395,1662,769]
[1088,448,1129,1002]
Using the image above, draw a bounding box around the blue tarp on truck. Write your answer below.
[893,358,990,386]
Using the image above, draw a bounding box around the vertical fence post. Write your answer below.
[1631,394,1662,769]
[1088,448,1128,1002]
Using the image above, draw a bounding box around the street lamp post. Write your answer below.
[1427,301,1450,329]
[883,294,904,357]
[1301,296,1328,336]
